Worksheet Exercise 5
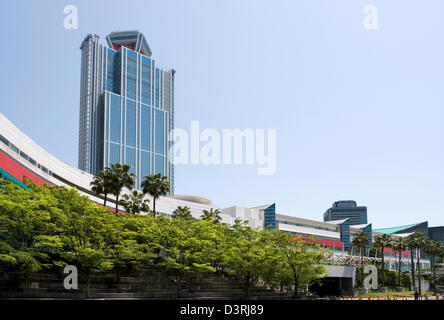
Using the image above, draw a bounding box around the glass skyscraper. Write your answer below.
[323,200,367,225]
[78,31,174,193]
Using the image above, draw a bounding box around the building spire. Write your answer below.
[106,30,152,57]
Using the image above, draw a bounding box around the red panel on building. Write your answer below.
[315,238,345,248]
[96,203,127,215]
[294,236,344,248]
[0,150,50,186]
[384,247,411,256]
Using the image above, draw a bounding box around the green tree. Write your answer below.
[392,236,407,288]
[90,170,113,207]
[352,231,371,287]
[119,190,150,215]
[0,179,66,279]
[405,233,417,290]
[373,233,393,288]
[405,232,427,295]
[424,239,443,295]
[172,206,193,220]
[103,213,157,284]
[56,187,114,297]
[413,233,427,295]
[107,163,135,214]
[375,267,411,289]
[0,241,43,276]
[273,233,329,297]
[156,217,219,298]
[140,173,170,217]
[222,220,278,297]
[201,208,222,223]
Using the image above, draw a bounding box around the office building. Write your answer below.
[323,200,367,225]
[78,31,174,193]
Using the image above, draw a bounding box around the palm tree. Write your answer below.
[405,233,417,290]
[201,208,222,223]
[107,163,135,214]
[172,206,193,220]
[90,170,113,206]
[392,236,406,288]
[438,244,444,279]
[424,239,442,296]
[407,232,427,295]
[352,231,371,287]
[119,190,150,215]
[140,173,170,217]
[373,234,393,288]
[416,233,428,296]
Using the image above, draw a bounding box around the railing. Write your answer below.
[322,253,432,270]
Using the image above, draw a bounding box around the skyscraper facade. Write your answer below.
[323,200,367,225]
[78,31,174,193]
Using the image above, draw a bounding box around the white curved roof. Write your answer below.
[168,195,212,205]
[278,223,340,239]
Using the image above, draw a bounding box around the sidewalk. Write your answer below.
[329,295,443,301]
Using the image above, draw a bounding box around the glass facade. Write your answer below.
[429,226,444,245]
[263,203,276,230]
[339,219,351,250]
[78,31,174,193]
[363,223,373,255]
[323,200,367,225]
[374,221,429,236]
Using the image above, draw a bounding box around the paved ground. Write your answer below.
[337,296,443,301]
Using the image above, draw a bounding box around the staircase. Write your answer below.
[0,270,293,300]
[181,275,292,299]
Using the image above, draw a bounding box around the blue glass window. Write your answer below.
[126,53,137,100]
[264,204,276,230]
[126,147,136,176]
[109,142,120,165]
[141,150,151,180]
[155,154,165,176]
[141,105,151,151]
[0,134,9,146]
[110,94,121,143]
[10,143,19,154]
[104,49,119,93]
[141,57,151,105]
[155,69,160,108]
[125,100,136,147]
[104,142,108,165]
[121,55,126,97]
[20,150,29,161]
[155,109,165,155]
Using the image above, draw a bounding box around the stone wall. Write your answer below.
[0,270,294,300]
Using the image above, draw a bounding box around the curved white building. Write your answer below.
[0,113,261,226]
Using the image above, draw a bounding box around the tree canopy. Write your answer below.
[0,178,331,297]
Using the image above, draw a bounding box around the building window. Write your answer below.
[20,151,29,161]
[0,134,9,146]
[10,143,19,154]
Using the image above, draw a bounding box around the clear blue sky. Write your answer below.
[1,0,443,228]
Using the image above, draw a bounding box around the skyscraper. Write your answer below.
[78,31,174,193]
[323,200,367,225]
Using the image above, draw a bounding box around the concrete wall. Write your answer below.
[324,265,356,287]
